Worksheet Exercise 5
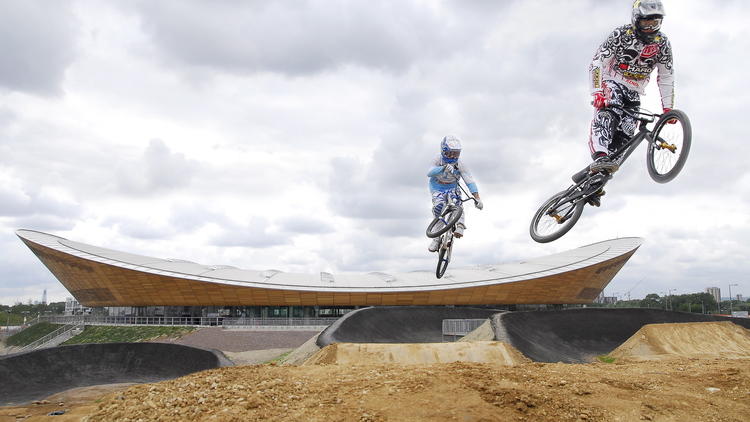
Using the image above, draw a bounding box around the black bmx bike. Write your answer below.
[530,106,692,243]
[425,181,477,278]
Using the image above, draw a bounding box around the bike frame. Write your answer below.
[433,176,477,278]
[551,106,660,219]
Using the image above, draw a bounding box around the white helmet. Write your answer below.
[440,135,462,164]
[631,0,665,42]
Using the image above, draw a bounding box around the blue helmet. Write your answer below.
[440,135,462,164]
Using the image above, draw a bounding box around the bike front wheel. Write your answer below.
[647,109,692,183]
[436,237,453,278]
[530,190,585,243]
[426,205,463,238]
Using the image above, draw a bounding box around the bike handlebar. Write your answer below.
[445,167,480,207]
[603,104,658,123]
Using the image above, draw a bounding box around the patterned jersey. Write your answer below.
[589,24,674,108]
[427,156,478,193]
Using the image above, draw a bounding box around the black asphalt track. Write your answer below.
[0,343,232,405]
[493,308,750,363]
[316,306,503,347]
[317,306,750,364]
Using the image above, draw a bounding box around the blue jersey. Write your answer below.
[427,155,478,193]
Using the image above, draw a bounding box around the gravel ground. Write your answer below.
[158,327,318,352]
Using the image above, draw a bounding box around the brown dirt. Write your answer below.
[304,342,529,366]
[5,357,749,421]
[610,321,750,361]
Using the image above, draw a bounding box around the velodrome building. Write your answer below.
[17,229,642,318]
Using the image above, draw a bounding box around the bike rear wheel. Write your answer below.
[436,237,453,278]
[426,205,463,238]
[647,109,692,183]
[530,190,585,243]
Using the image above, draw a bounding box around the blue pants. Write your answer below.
[431,189,465,231]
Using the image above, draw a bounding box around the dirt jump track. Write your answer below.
[610,321,750,360]
[3,308,750,421]
[316,306,750,363]
[492,308,750,363]
[0,343,232,406]
[316,306,502,346]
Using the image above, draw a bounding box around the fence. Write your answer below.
[19,320,84,352]
[442,319,487,341]
[40,315,337,329]
[223,317,336,330]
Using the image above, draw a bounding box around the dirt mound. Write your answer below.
[20,357,749,422]
[304,341,529,366]
[610,321,750,361]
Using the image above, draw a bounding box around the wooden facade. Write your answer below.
[19,233,639,307]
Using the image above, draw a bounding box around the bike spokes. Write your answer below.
[647,109,692,184]
[530,190,585,243]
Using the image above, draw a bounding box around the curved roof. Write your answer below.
[16,229,642,306]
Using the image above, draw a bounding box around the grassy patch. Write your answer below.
[597,355,617,363]
[6,322,62,347]
[62,326,196,345]
[266,350,293,364]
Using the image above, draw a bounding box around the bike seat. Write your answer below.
[571,167,589,183]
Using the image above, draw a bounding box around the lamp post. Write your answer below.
[668,289,677,311]
[728,283,739,315]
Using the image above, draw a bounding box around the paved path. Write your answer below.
[162,327,318,352]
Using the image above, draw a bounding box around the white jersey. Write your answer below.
[589,24,675,108]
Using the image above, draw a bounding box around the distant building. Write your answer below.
[595,293,618,305]
[736,294,744,302]
[65,297,91,316]
[706,287,721,304]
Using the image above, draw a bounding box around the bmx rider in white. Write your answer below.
[588,0,676,177]
[427,136,483,252]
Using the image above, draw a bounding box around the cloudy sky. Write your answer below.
[1,0,748,305]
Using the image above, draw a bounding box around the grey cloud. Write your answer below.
[168,205,231,232]
[327,156,425,222]
[130,0,474,75]
[0,186,29,217]
[0,234,59,298]
[0,1,78,95]
[11,215,76,232]
[108,217,176,240]
[0,185,81,222]
[116,139,196,195]
[211,219,290,248]
[276,216,334,235]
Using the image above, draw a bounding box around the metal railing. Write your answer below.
[222,317,336,330]
[43,315,222,326]
[442,319,487,341]
[39,315,338,328]
[19,320,84,352]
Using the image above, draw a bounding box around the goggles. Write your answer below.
[638,17,662,31]
[444,150,461,159]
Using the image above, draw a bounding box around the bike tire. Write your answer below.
[436,238,453,279]
[529,190,585,243]
[426,205,464,238]
[647,109,692,184]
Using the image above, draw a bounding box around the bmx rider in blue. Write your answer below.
[427,136,483,252]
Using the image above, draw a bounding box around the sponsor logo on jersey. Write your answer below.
[593,68,601,88]
[641,44,659,58]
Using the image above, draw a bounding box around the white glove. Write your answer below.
[474,199,484,210]
[443,164,455,175]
